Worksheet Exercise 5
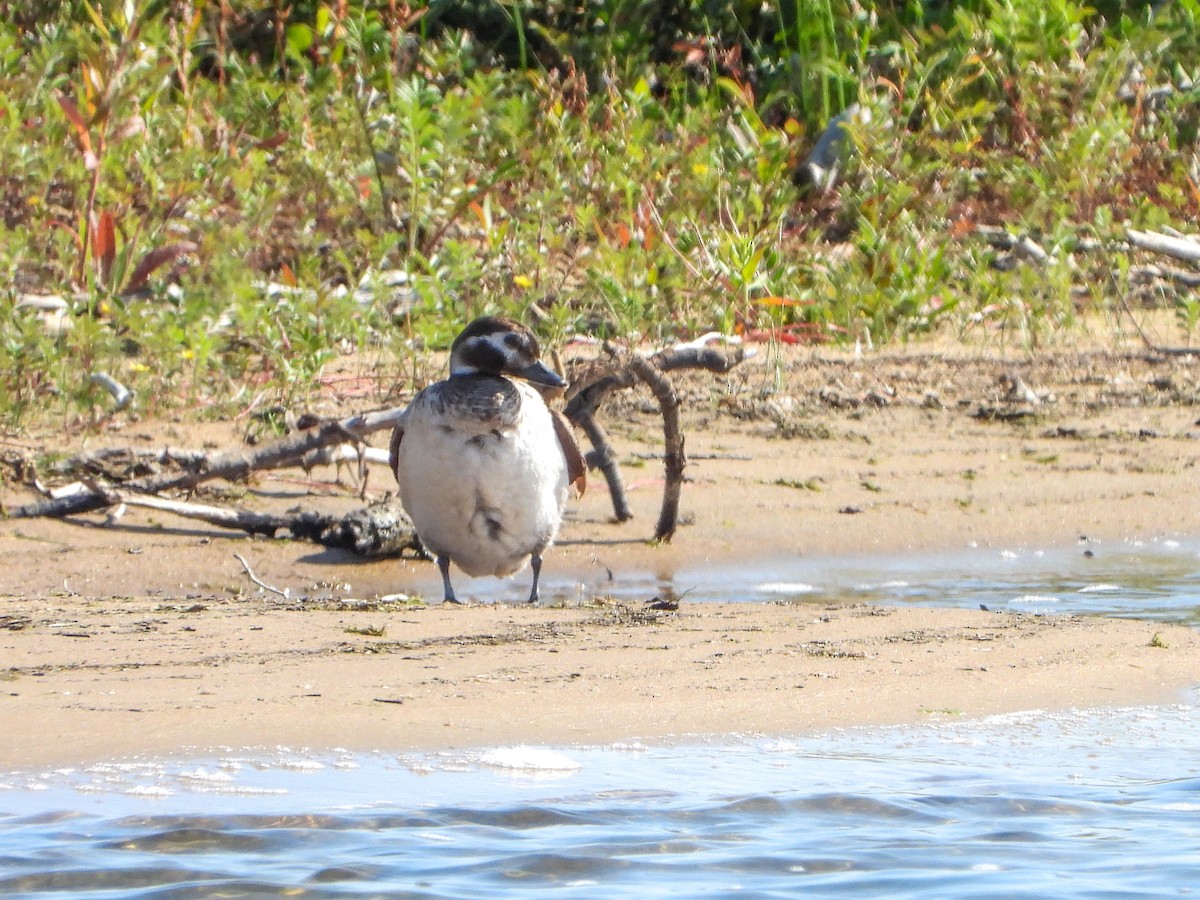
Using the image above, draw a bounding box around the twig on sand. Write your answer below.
[233,553,290,601]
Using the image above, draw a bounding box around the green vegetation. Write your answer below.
[1,1,1198,425]
[772,477,822,491]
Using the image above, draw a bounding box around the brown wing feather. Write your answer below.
[388,422,404,483]
[551,410,586,496]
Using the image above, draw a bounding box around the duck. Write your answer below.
[389,316,586,603]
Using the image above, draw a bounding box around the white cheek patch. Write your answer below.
[452,335,509,375]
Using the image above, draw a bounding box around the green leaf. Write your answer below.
[286,24,314,58]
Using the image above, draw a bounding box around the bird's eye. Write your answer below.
[504,333,522,349]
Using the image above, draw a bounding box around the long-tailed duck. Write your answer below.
[390,316,585,603]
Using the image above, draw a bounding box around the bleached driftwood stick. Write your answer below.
[69,481,421,557]
[1126,228,1200,264]
[9,406,406,520]
[975,225,1200,268]
[96,488,327,538]
[233,553,290,600]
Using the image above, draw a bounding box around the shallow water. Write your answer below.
[3,541,1200,897]
[551,535,1200,625]
[2,702,1199,898]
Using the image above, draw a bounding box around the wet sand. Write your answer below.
[2,339,1200,767]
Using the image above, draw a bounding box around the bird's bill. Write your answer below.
[514,360,566,389]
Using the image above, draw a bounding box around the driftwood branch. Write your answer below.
[1125,228,1200,265]
[1131,264,1200,289]
[8,406,405,520]
[49,446,212,477]
[8,339,743,554]
[975,225,1200,273]
[566,344,745,419]
[93,486,337,539]
[565,343,741,537]
[69,482,422,558]
[48,444,390,485]
[575,410,632,521]
[626,355,686,542]
[974,225,1200,358]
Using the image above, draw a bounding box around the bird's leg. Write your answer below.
[437,554,461,604]
[528,554,543,604]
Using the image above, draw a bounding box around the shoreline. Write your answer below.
[1,588,1199,770]
[3,342,1200,768]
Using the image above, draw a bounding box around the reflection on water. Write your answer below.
[2,540,1199,897]
[544,535,1200,625]
[1,701,1199,898]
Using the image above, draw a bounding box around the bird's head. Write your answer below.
[448,316,565,389]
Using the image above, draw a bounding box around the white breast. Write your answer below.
[395,380,569,577]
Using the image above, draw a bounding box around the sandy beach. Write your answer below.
[3,337,1200,768]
